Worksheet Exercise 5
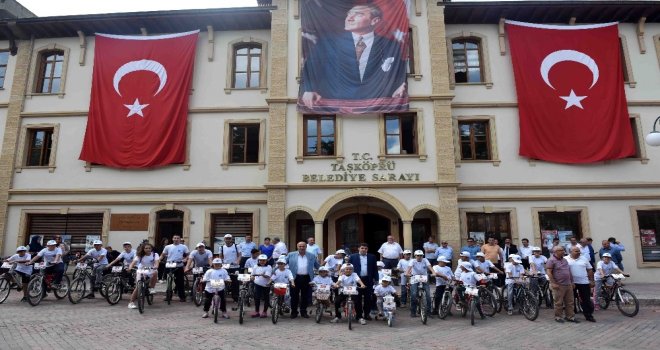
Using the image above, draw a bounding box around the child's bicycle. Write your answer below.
[135,267,155,314]
[27,262,70,306]
[409,274,430,324]
[597,273,638,317]
[375,293,397,327]
[340,285,359,330]
[234,272,252,324]
[311,282,333,323]
[208,279,227,324]
[270,282,289,324]
[0,262,24,303]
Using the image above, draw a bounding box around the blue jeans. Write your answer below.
[410,282,431,315]
[507,283,515,310]
[400,275,408,305]
[93,264,107,288]
[45,262,65,285]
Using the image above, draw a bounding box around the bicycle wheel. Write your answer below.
[598,289,611,310]
[105,281,122,305]
[27,277,44,306]
[492,287,503,313]
[544,288,554,308]
[68,278,87,304]
[54,275,70,299]
[347,301,353,330]
[478,289,497,317]
[165,274,173,305]
[521,291,539,321]
[439,291,452,319]
[420,289,428,325]
[315,303,324,323]
[214,295,220,324]
[387,312,393,327]
[271,297,280,324]
[192,277,203,307]
[137,281,145,314]
[238,292,245,324]
[0,278,10,303]
[616,289,639,317]
[470,297,476,326]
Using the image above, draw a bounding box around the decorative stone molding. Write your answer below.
[221,118,266,170]
[26,43,71,99]
[619,34,636,88]
[224,37,269,94]
[453,115,501,167]
[147,205,191,245]
[14,123,60,173]
[314,188,412,222]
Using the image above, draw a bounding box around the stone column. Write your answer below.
[314,220,323,259]
[402,220,413,251]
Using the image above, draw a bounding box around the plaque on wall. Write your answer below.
[110,214,149,231]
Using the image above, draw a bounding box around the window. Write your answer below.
[36,50,64,93]
[26,128,53,167]
[636,210,660,262]
[210,213,253,254]
[406,26,422,80]
[452,39,482,83]
[385,114,416,155]
[0,51,8,88]
[230,124,260,164]
[304,116,335,156]
[459,120,490,160]
[619,36,636,87]
[466,212,511,244]
[538,211,582,249]
[407,28,414,75]
[25,213,104,254]
[232,44,262,88]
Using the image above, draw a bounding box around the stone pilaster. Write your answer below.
[0,40,31,253]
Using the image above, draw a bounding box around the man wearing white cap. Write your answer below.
[4,246,32,301]
[29,240,65,288]
[78,240,108,298]
[106,242,137,287]
[453,251,472,276]
[473,252,503,275]
[396,250,413,307]
[324,249,346,281]
[185,242,213,274]
[505,255,525,315]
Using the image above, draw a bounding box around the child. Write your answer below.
[594,252,624,308]
[244,249,260,270]
[376,260,385,281]
[127,243,158,310]
[271,258,295,286]
[324,250,345,282]
[396,250,413,307]
[331,264,366,323]
[4,246,32,302]
[374,275,397,318]
[405,250,434,317]
[432,256,453,315]
[505,255,525,315]
[201,258,232,319]
[312,266,334,286]
[473,252,503,275]
[251,254,272,318]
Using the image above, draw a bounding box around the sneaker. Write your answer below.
[222,313,230,319]
[251,312,260,318]
[330,317,340,323]
[158,280,164,284]
[586,316,596,322]
[128,302,137,309]
[554,317,565,323]
[507,309,513,316]
[566,317,580,323]
[359,318,367,325]
[149,288,156,295]
[202,312,209,318]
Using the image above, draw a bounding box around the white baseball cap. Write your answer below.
[403,250,412,255]
[459,261,473,271]
[437,255,450,263]
[258,254,268,260]
[319,266,329,272]
[16,246,27,252]
[93,240,103,245]
[196,242,205,248]
[381,275,392,282]
[512,256,522,263]
[223,234,233,239]
[532,246,542,252]
[276,259,287,265]
[602,253,612,258]
[335,249,346,255]
[46,240,56,246]
[122,242,132,246]
[376,261,385,267]
[212,258,223,264]
[414,250,424,256]
[475,252,485,258]
[342,263,353,269]
[460,251,471,258]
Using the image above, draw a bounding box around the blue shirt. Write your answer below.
[435,246,453,261]
[260,244,275,258]
[599,246,623,266]
[461,245,481,259]
[239,241,256,257]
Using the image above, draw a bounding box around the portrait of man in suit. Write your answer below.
[299,1,409,114]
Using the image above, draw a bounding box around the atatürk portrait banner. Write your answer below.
[298,0,410,114]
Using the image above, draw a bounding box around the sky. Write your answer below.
[17,0,260,17]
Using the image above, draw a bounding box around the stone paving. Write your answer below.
[0,282,658,350]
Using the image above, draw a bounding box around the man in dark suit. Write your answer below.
[348,242,378,325]
[501,237,518,261]
[300,4,407,108]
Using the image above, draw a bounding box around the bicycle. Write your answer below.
[376,294,396,327]
[69,259,98,304]
[437,281,456,320]
[475,273,498,317]
[135,267,155,314]
[104,266,135,305]
[190,266,207,307]
[0,262,25,303]
[339,285,359,330]
[270,282,289,324]
[483,275,504,313]
[506,276,539,321]
[528,273,553,308]
[234,272,252,324]
[208,279,228,324]
[409,274,430,324]
[311,282,333,323]
[164,261,184,304]
[27,262,70,306]
[597,274,638,317]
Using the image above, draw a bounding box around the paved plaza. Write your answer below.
[0,285,658,350]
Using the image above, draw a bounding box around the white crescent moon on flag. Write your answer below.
[113,59,168,96]
[540,50,599,90]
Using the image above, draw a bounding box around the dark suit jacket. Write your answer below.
[348,253,378,285]
[501,244,518,257]
[301,31,406,100]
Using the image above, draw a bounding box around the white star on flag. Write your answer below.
[124,98,149,117]
[559,90,587,110]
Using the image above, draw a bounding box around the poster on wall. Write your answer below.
[469,232,485,245]
[640,229,657,246]
[85,235,101,252]
[558,231,573,247]
[298,0,410,114]
[213,236,246,255]
[541,230,557,250]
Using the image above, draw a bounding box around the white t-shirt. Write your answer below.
[219,244,240,264]
[251,264,273,287]
[433,265,453,286]
[530,255,547,274]
[85,247,109,264]
[505,263,525,285]
[8,253,32,275]
[374,284,396,297]
[408,258,431,276]
[312,275,333,286]
[378,242,403,259]
[472,259,495,273]
[163,244,189,263]
[272,242,288,259]
[203,268,231,293]
[244,258,258,269]
[118,250,136,267]
[37,247,62,264]
[271,268,294,284]
[324,255,343,277]
[594,260,619,280]
[134,252,159,269]
[519,246,533,259]
[459,271,478,287]
[397,258,412,284]
[338,273,362,287]
[565,256,593,285]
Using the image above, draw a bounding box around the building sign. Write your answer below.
[302,153,419,183]
[110,214,149,231]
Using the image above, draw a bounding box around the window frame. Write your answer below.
[35,50,64,94]
[222,119,266,169]
[303,115,336,157]
[378,110,427,161]
[446,32,493,89]
[629,205,660,267]
[453,115,500,166]
[0,50,9,89]
[229,123,261,164]
[231,43,262,89]
[531,206,590,251]
[204,208,260,250]
[225,37,268,94]
[296,113,343,163]
[27,44,70,98]
[459,208,519,247]
[15,123,60,173]
[624,113,648,164]
[384,113,417,156]
[457,119,491,161]
[619,35,636,88]
[407,25,422,81]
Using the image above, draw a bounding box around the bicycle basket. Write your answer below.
[273,283,288,296]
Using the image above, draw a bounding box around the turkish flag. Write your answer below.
[506,21,635,163]
[79,31,198,168]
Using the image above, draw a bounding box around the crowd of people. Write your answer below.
[2,233,629,326]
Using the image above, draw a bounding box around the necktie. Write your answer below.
[505,246,509,259]
[355,36,366,61]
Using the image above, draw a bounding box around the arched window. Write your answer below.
[36,50,64,93]
[232,43,262,88]
[451,38,482,84]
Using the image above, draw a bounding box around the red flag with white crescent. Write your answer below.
[79,30,198,168]
[506,21,635,163]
